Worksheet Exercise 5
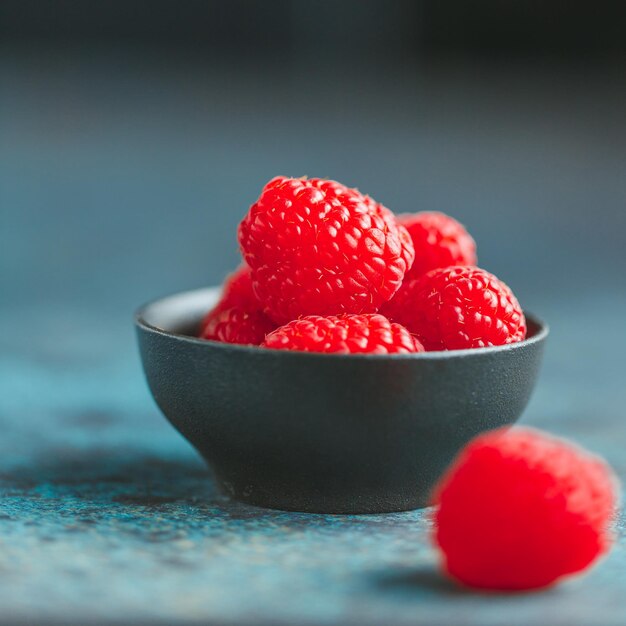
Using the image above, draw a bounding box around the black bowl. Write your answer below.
[135,287,548,514]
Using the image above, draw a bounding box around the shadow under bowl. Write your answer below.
[135,287,548,514]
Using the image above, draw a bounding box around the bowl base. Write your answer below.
[136,288,548,517]
[214,474,430,514]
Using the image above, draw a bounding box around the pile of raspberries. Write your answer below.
[199,176,526,354]
[197,176,619,591]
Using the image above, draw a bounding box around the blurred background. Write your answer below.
[1,2,626,623]
[2,0,626,451]
[2,0,626,463]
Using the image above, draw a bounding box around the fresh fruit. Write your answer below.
[200,306,274,346]
[433,427,618,591]
[215,265,260,311]
[199,265,274,345]
[262,313,424,354]
[398,211,476,279]
[383,265,526,350]
[238,176,415,324]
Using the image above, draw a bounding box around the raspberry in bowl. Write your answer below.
[135,176,548,513]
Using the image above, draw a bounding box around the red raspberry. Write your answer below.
[398,211,476,279]
[216,265,260,311]
[383,266,526,350]
[433,427,619,591]
[262,314,424,354]
[199,265,274,345]
[200,306,274,345]
[238,176,415,324]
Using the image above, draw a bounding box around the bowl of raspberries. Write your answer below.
[136,176,548,513]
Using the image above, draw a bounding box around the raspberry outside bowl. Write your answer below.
[135,287,548,514]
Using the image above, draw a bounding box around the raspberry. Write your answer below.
[216,265,260,311]
[433,427,619,591]
[398,211,476,279]
[383,266,526,350]
[262,314,424,354]
[199,265,274,345]
[238,176,415,324]
[200,306,274,345]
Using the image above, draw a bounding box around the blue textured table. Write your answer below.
[2,51,625,625]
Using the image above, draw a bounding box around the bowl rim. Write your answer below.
[135,286,549,361]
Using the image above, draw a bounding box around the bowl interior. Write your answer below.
[139,287,221,337]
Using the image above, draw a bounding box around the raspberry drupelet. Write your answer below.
[262,314,424,354]
[383,265,526,351]
[433,427,619,591]
[199,265,275,345]
[215,264,262,311]
[397,211,477,280]
[238,176,415,324]
[200,306,275,346]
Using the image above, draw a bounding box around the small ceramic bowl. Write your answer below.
[135,287,548,514]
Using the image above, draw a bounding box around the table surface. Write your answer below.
[2,51,626,625]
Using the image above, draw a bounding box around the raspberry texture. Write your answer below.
[200,306,274,345]
[383,266,526,350]
[238,176,415,324]
[398,211,476,280]
[262,314,424,354]
[215,265,260,311]
[199,265,275,345]
[433,427,618,591]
